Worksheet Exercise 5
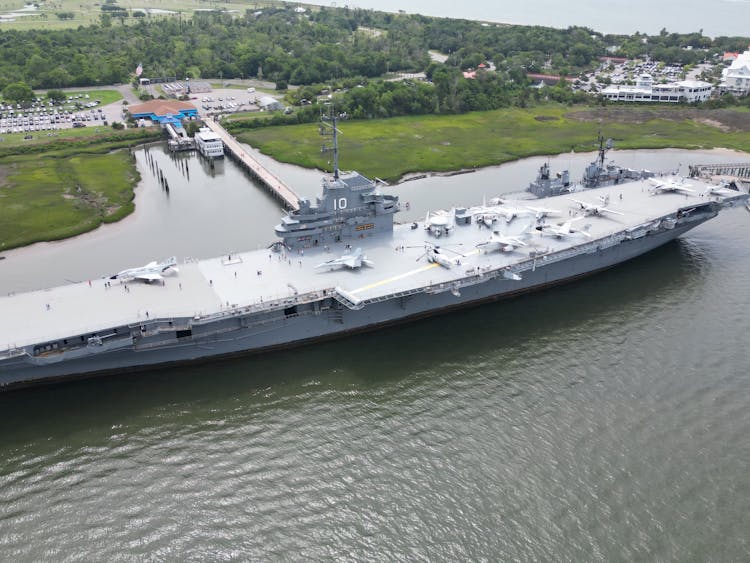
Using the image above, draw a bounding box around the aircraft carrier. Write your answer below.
[0,139,747,389]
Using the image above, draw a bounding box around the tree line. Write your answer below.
[2,4,747,95]
[2,4,749,123]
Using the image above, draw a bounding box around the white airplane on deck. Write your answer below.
[477,231,528,253]
[471,205,501,228]
[315,247,373,270]
[525,205,560,220]
[702,183,736,197]
[111,257,179,283]
[411,242,464,269]
[493,203,532,223]
[649,177,695,195]
[471,202,531,225]
[567,195,625,217]
[424,209,454,237]
[536,217,592,239]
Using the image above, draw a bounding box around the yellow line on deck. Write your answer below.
[350,248,482,295]
[350,263,439,295]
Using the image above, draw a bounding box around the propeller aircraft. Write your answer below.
[648,177,695,195]
[525,205,560,220]
[536,217,592,239]
[424,209,454,237]
[567,195,624,217]
[470,201,532,226]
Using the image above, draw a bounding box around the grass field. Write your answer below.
[1,89,121,111]
[61,89,123,106]
[0,0,281,31]
[0,151,139,250]
[0,124,122,149]
[0,127,159,250]
[236,105,750,183]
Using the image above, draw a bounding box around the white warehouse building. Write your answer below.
[601,74,712,103]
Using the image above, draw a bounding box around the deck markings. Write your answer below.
[350,263,439,295]
[349,248,482,295]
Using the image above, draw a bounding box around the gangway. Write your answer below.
[164,123,195,152]
[202,119,300,211]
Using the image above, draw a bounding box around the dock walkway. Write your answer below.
[689,162,750,179]
[203,119,300,211]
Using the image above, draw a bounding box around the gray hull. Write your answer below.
[0,220,702,389]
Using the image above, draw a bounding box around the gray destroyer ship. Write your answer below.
[527,134,656,198]
[0,127,747,389]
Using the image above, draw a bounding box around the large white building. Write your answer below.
[601,73,712,103]
[720,49,750,97]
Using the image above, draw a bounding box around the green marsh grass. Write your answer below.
[237,106,750,183]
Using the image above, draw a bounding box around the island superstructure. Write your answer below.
[0,134,747,389]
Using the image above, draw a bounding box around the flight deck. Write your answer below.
[1,178,744,355]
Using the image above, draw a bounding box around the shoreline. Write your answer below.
[1,146,747,258]
[1,146,748,261]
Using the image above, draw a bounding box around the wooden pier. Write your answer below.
[203,119,300,211]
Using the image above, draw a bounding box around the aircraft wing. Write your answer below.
[315,258,341,269]
[342,256,359,268]
[527,206,558,217]
[135,273,164,282]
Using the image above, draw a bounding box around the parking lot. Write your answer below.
[0,93,121,136]
[0,83,283,138]
[196,90,259,115]
[1,94,99,132]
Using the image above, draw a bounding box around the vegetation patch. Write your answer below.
[567,107,750,132]
[0,131,152,250]
[0,128,160,158]
[238,104,750,183]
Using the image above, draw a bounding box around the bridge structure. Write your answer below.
[689,162,750,179]
[202,119,300,211]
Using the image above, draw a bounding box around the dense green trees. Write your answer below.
[3,82,34,103]
[0,5,745,102]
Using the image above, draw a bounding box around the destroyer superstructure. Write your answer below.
[528,134,656,198]
[0,130,747,389]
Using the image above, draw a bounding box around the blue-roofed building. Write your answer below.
[127,100,198,123]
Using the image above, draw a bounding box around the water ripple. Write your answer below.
[2,213,750,560]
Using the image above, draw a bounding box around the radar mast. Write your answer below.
[320,106,342,179]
